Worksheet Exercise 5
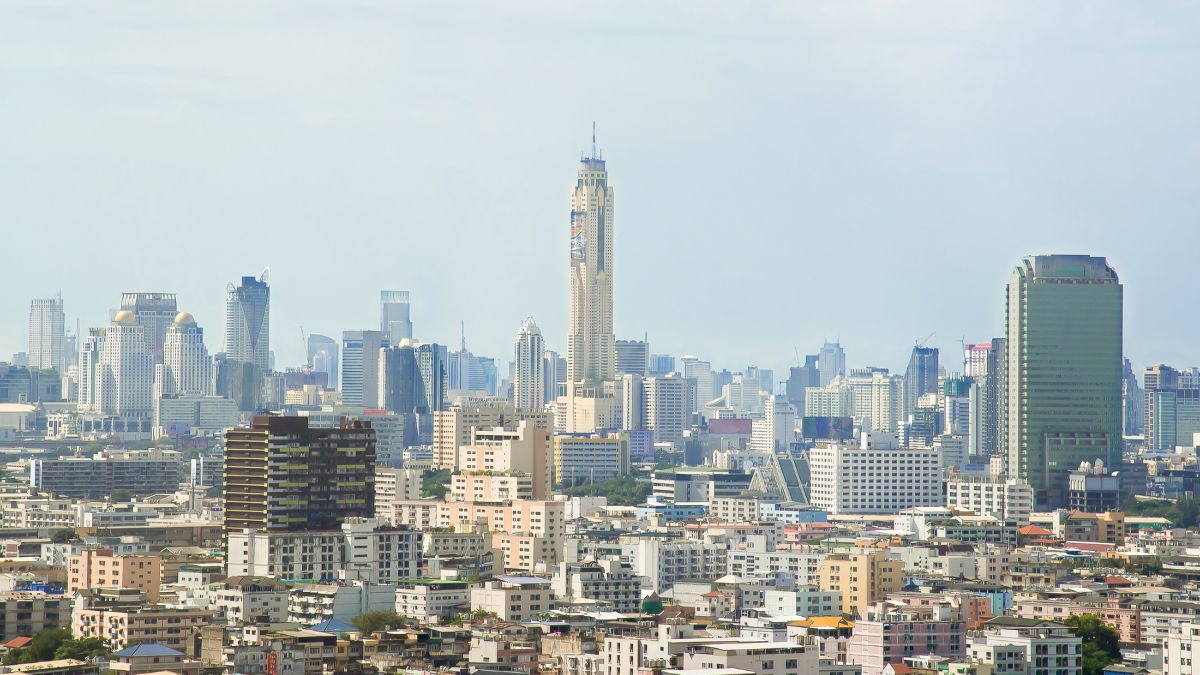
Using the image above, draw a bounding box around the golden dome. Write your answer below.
[112,310,137,326]
[173,311,196,326]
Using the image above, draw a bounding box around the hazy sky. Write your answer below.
[4,2,1200,381]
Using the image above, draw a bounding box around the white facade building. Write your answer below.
[751,395,796,453]
[162,312,210,395]
[808,442,942,514]
[94,312,154,418]
[946,476,1033,524]
[226,518,422,583]
[28,295,66,372]
[513,317,546,410]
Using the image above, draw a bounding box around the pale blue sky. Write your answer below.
[3,2,1199,379]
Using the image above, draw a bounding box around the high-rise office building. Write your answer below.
[904,346,939,419]
[380,290,413,342]
[542,349,563,404]
[615,339,649,376]
[643,374,690,445]
[1122,358,1144,438]
[306,334,339,390]
[513,317,546,409]
[78,329,103,411]
[28,295,65,372]
[379,340,445,446]
[964,341,1003,459]
[786,355,820,408]
[222,416,376,544]
[567,133,615,389]
[1006,255,1122,508]
[162,312,210,396]
[818,341,846,387]
[95,311,154,418]
[341,330,389,408]
[120,293,178,364]
[648,354,676,376]
[680,356,714,414]
[224,273,270,372]
[1143,364,1200,451]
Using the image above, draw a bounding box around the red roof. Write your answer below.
[1105,576,1132,586]
[2,637,32,649]
[1019,525,1053,536]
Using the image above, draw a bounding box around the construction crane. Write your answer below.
[916,332,935,348]
[300,326,309,365]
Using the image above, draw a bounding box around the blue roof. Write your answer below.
[113,643,184,658]
[308,618,359,634]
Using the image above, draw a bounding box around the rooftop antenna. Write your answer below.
[592,121,597,159]
[460,320,466,352]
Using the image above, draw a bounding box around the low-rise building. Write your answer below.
[470,576,552,622]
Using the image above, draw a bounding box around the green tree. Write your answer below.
[421,469,452,499]
[53,637,110,661]
[109,489,133,503]
[1064,614,1120,675]
[563,476,651,506]
[3,628,71,664]
[50,529,75,543]
[351,610,406,634]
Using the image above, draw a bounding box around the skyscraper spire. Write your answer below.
[592,121,597,159]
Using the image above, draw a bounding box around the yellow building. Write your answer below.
[814,550,903,616]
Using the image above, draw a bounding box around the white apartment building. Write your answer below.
[375,466,423,513]
[808,442,942,514]
[395,580,471,622]
[226,519,421,583]
[624,535,728,593]
[726,547,827,584]
[945,476,1033,524]
[212,576,289,625]
[968,618,1082,675]
[550,560,641,613]
[763,587,842,617]
[682,641,819,675]
[377,498,439,529]
[644,374,690,445]
[1165,621,1200,675]
[288,580,396,625]
[471,576,553,622]
[805,380,853,418]
[846,369,904,432]
[750,395,796,453]
[553,433,630,486]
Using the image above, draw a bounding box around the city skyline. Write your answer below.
[5,3,1200,378]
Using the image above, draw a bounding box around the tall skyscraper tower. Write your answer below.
[120,293,178,364]
[904,346,940,419]
[223,416,376,544]
[224,272,271,372]
[513,317,546,409]
[567,129,615,388]
[818,341,845,386]
[162,312,211,395]
[380,290,413,342]
[95,311,154,418]
[341,330,389,408]
[28,295,65,372]
[306,334,340,390]
[1006,255,1122,508]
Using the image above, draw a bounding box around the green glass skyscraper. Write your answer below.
[1005,255,1122,509]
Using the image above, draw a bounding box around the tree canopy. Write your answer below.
[1064,614,1121,675]
[352,610,406,634]
[563,476,651,506]
[421,470,451,499]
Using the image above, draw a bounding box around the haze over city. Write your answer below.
[5,2,1200,374]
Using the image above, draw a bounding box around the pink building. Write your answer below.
[847,604,966,675]
[885,591,993,628]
